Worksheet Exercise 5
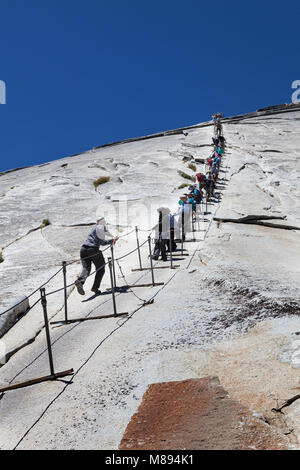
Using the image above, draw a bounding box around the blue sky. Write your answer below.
[0,0,299,171]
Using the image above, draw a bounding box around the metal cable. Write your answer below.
[114,237,149,261]
[0,266,64,317]
[45,259,110,297]
[66,243,111,265]
[1,231,151,311]
[7,252,155,387]
[115,259,148,304]
[11,127,227,449]
[117,227,136,238]
[13,264,178,451]
[46,235,150,297]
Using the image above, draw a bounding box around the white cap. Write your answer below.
[157,207,171,214]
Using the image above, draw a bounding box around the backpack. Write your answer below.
[194,190,202,204]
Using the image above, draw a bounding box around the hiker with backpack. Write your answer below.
[214,155,221,168]
[187,193,196,220]
[189,185,202,201]
[75,217,119,296]
[217,146,224,157]
[196,172,207,191]
[218,135,225,147]
[188,185,203,217]
[152,207,172,261]
[216,121,222,137]
[205,172,215,200]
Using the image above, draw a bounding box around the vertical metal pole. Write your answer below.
[135,226,142,270]
[169,220,174,269]
[62,261,68,323]
[110,245,117,289]
[148,236,155,286]
[108,258,118,316]
[204,162,207,214]
[199,201,201,233]
[192,210,195,242]
[40,288,55,377]
[181,210,184,255]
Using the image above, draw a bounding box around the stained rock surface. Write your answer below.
[119,377,289,450]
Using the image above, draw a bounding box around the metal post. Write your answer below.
[198,202,201,233]
[135,226,142,270]
[169,220,174,269]
[40,288,55,377]
[110,245,117,289]
[192,210,195,242]
[181,210,184,255]
[148,236,155,286]
[62,261,68,322]
[108,258,118,316]
[204,161,207,213]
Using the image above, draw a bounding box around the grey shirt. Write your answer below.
[83,225,113,249]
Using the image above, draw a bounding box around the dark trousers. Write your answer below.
[167,228,177,252]
[153,238,168,260]
[78,246,105,290]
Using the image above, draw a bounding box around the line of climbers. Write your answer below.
[199,134,225,200]
[75,114,225,294]
[152,122,225,261]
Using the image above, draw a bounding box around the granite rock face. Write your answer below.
[0,104,299,449]
[0,296,29,339]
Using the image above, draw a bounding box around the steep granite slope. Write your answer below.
[0,105,299,449]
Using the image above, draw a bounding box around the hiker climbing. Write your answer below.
[152,207,172,261]
[177,195,191,241]
[75,217,119,295]
[216,121,222,137]
[196,172,207,191]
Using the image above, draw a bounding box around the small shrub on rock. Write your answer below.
[93,176,110,189]
[41,219,51,228]
[177,170,195,182]
[188,163,196,172]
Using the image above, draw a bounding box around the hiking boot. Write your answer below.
[75,279,85,295]
[91,288,101,295]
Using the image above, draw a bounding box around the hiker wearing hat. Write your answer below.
[75,217,119,295]
[152,207,172,261]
